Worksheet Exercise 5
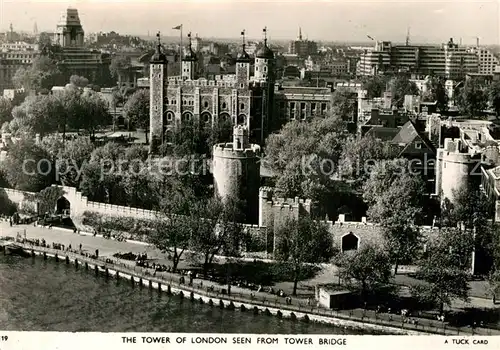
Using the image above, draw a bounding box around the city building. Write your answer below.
[288,28,317,59]
[46,8,113,87]
[474,47,499,74]
[0,49,38,93]
[148,30,276,153]
[357,39,479,79]
[274,85,332,122]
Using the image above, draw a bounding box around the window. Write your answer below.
[264,66,267,72]
[321,103,327,113]
[204,101,209,108]
[415,141,422,149]
[300,103,306,110]
[256,67,259,72]
[182,99,186,105]
[240,103,245,110]
[311,103,316,113]
[222,102,227,109]
[240,84,244,88]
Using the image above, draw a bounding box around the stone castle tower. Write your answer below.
[149,33,167,154]
[181,33,197,81]
[55,8,85,47]
[212,125,261,224]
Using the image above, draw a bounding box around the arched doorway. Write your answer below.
[341,232,359,252]
[56,197,71,216]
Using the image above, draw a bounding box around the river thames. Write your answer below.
[0,255,375,334]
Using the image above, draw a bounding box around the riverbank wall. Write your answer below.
[1,242,434,335]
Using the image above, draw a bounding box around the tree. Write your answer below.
[264,116,348,217]
[149,181,195,273]
[12,55,63,92]
[338,134,393,185]
[389,76,420,108]
[0,136,54,192]
[275,216,335,296]
[363,158,426,274]
[0,97,13,125]
[189,196,244,278]
[488,80,500,118]
[123,89,149,132]
[362,75,389,99]
[9,94,65,137]
[55,136,95,187]
[80,142,127,204]
[457,79,487,118]
[424,76,448,112]
[337,244,392,301]
[331,88,356,122]
[109,55,132,81]
[62,88,112,138]
[69,75,89,88]
[413,228,472,314]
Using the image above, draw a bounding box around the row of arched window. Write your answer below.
[161,112,248,125]
[163,100,246,111]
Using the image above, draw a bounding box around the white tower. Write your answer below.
[149,32,167,154]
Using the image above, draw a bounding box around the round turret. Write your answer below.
[212,126,261,224]
[237,49,251,63]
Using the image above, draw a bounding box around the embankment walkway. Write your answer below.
[2,237,499,336]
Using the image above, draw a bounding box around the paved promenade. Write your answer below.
[1,222,500,335]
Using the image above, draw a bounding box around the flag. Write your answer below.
[172,25,182,30]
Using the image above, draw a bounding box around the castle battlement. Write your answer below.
[213,143,260,157]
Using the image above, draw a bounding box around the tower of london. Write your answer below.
[148,30,276,154]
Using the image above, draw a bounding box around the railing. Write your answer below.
[8,240,496,336]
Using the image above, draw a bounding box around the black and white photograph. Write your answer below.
[0,0,499,343]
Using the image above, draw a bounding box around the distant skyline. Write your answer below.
[0,0,499,45]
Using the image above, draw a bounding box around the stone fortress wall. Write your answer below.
[0,185,441,254]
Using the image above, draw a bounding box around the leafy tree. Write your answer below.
[149,182,195,273]
[79,142,127,204]
[54,136,95,187]
[457,79,487,117]
[275,216,335,296]
[123,89,149,132]
[362,75,389,99]
[8,95,65,137]
[12,55,63,92]
[60,88,112,138]
[337,244,392,301]
[265,117,348,217]
[389,76,420,108]
[363,158,426,274]
[0,97,13,125]
[189,196,244,278]
[331,88,356,122]
[488,80,500,118]
[423,76,448,112]
[37,32,53,48]
[338,134,394,185]
[69,75,89,88]
[109,55,132,80]
[413,228,472,314]
[0,136,54,192]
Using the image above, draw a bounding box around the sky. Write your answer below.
[0,0,499,45]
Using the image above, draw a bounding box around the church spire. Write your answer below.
[298,27,302,41]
